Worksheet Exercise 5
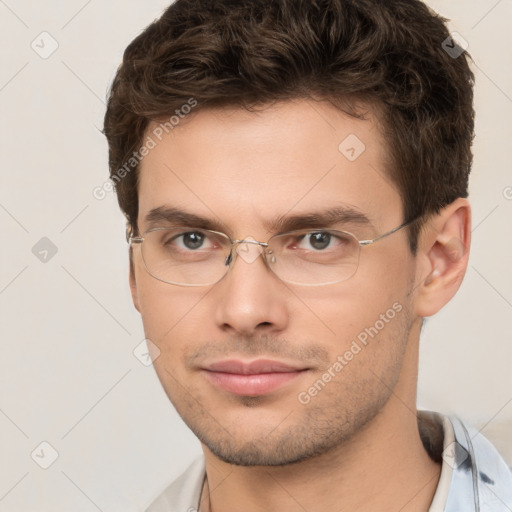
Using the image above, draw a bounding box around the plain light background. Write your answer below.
[0,0,511,510]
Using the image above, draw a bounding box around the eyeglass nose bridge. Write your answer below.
[224,238,270,266]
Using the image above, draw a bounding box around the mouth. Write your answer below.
[201,359,309,396]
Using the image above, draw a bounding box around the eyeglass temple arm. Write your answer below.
[358,218,418,247]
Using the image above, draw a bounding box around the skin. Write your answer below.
[129,99,471,512]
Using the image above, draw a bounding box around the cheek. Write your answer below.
[137,284,210,392]
[356,243,414,302]
[295,269,408,325]
[134,261,212,346]
[290,256,413,354]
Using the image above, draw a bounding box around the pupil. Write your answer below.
[310,232,330,250]
[183,232,204,249]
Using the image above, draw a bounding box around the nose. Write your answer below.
[213,242,290,336]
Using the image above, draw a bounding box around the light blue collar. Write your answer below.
[444,416,512,511]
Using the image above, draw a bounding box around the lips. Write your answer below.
[206,359,304,374]
[202,359,308,396]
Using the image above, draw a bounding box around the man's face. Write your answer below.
[131,100,419,466]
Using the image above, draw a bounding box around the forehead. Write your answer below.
[137,100,401,235]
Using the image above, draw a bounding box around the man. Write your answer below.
[103,0,512,510]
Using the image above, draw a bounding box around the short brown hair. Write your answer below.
[103,0,474,253]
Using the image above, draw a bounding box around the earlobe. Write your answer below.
[414,198,471,318]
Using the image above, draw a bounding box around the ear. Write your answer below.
[129,248,141,313]
[414,198,471,318]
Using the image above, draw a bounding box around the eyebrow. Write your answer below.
[143,205,373,235]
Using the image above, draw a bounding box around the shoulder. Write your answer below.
[144,457,206,512]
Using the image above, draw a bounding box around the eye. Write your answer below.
[303,232,332,250]
[294,231,338,251]
[180,231,206,250]
[164,230,215,251]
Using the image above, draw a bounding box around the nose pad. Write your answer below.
[267,249,276,264]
